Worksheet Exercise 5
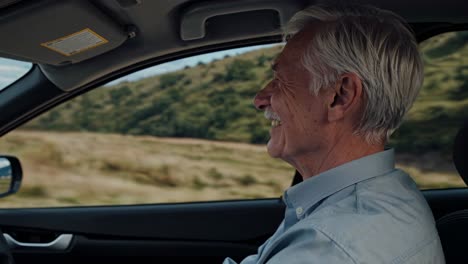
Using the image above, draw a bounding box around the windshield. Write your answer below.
[0,58,32,91]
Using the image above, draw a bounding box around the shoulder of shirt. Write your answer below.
[283,171,439,263]
[267,221,360,264]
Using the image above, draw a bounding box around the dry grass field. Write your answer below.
[0,130,464,208]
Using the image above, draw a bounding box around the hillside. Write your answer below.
[24,46,282,144]
[392,31,468,154]
[0,131,463,207]
[22,32,468,155]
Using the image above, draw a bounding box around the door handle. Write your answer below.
[3,233,73,251]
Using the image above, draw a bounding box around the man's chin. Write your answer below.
[267,140,283,158]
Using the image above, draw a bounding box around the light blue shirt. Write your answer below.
[224,149,445,264]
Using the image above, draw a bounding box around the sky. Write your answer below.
[0,158,9,169]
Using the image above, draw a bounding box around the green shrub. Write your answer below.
[236,174,257,186]
[19,186,48,198]
[207,168,224,180]
[192,176,208,190]
[159,73,186,89]
[224,59,256,82]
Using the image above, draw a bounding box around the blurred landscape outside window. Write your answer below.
[0,31,466,208]
[390,31,468,189]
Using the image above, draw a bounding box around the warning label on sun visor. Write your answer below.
[41,28,108,56]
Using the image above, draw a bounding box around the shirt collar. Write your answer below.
[283,148,396,211]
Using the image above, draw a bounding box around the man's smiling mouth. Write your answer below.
[265,108,282,128]
[271,120,281,127]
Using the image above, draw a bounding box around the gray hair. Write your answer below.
[284,4,424,144]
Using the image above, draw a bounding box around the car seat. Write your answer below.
[436,120,468,263]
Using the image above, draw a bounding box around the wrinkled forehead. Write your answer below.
[276,23,321,70]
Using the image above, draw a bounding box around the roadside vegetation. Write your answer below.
[0,131,293,207]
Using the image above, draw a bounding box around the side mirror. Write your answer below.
[0,156,22,198]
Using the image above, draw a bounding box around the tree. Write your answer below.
[224,59,256,82]
[159,73,186,89]
[110,86,132,103]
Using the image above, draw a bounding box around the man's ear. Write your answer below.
[327,73,363,122]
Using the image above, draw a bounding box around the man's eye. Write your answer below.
[273,78,282,89]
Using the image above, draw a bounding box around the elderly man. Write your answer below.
[224,3,445,264]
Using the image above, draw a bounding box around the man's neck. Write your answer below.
[287,136,385,180]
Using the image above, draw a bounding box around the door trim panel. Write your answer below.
[0,199,285,242]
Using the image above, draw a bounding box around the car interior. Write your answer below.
[0,0,466,263]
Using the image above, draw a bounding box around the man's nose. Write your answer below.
[253,88,271,110]
[254,83,271,110]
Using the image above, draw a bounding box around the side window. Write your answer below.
[391,31,468,189]
[0,44,294,208]
[3,32,463,207]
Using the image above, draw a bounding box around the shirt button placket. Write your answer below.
[296,207,303,218]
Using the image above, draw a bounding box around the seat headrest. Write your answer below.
[453,121,468,186]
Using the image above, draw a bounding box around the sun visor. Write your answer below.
[0,0,128,66]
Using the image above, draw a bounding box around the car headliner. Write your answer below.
[0,0,466,135]
[0,0,467,91]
